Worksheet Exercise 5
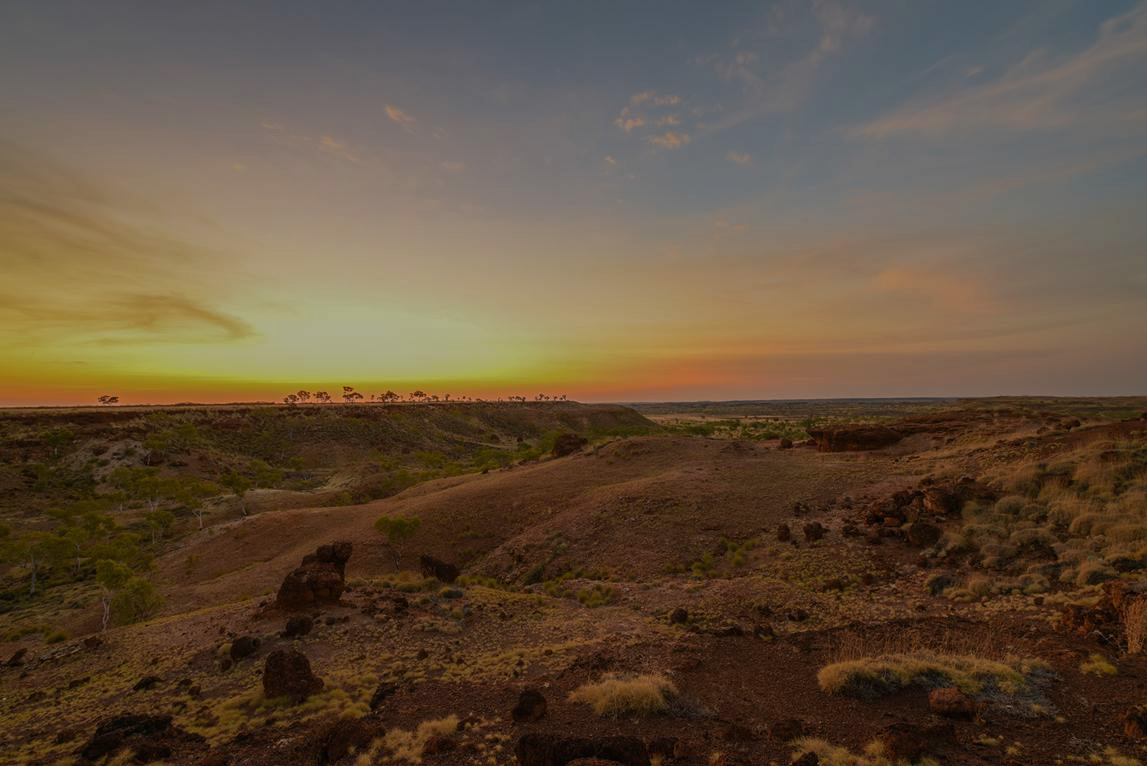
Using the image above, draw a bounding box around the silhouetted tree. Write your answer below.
[314,391,331,403]
[296,390,311,403]
[97,395,119,406]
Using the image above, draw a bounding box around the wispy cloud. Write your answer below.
[726,151,752,166]
[613,107,646,132]
[385,104,417,132]
[0,145,253,347]
[857,3,1147,139]
[439,160,465,173]
[630,90,681,106]
[318,135,362,164]
[698,0,873,131]
[647,131,692,150]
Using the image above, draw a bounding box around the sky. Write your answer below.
[1,0,1146,405]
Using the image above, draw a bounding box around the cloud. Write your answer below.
[613,106,646,132]
[630,90,681,106]
[655,115,682,126]
[0,144,254,347]
[856,3,1147,139]
[647,131,692,150]
[385,104,417,132]
[318,135,363,164]
[726,151,752,165]
[699,0,873,131]
[439,160,466,173]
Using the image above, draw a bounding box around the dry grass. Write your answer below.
[378,715,460,763]
[568,673,677,717]
[1080,653,1118,676]
[789,737,939,766]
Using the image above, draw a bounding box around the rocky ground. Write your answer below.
[3,399,1147,765]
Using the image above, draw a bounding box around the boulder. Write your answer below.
[369,681,397,711]
[511,689,547,722]
[802,522,826,542]
[275,542,352,609]
[516,733,649,766]
[282,616,314,638]
[78,714,204,763]
[778,438,793,450]
[132,676,162,692]
[776,524,792,542]
[419,555,460,584]
[874,722,953,762]
[262,648,324,701]
[229,636,260,662]
[319,716,374,764]
[906,522,942,548]
[668,607,689,625]
[552,433,589,457]
[928,687,977,719]
[807,425,902,452]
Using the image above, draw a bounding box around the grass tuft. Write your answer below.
[568,673,677,717]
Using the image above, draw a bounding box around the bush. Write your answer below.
[111,576,163,624]
[1080,653,1117,677]
[569,673,677,717]
[817,652,1050,703]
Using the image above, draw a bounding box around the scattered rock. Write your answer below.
[262,648,324,701]
[419,555,460,584]
[133,676,162,692]
[512,689,547,723]
[668,607,689,625]
[282,615,313,638]
[229,636,260,662]
[274,542,353,609]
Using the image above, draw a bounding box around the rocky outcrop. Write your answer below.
[275,542,352,609]
[420,554,460,584]
[1062,579,1147,652]
[863,478,995,529]
[516,733,649,766]
[263,648,324,701]
[807,425,902,452]
[78,714,204,763]
[928,687,977,719]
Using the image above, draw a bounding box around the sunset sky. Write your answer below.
[2,1,1146,405]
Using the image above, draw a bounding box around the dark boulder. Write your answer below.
[419,555,460,584]
[262,648,324,701]
[552,433,589,457]
[369,681,397,711]
[802,522,826,542]
[275,542,353,610]
[668,607,689,625]
[229,636,260,662]
[282,616,314,638]
[319,717,374,764]
[928,687,977,719]
[776,524,792,543]
[78,714,204,763]
[1124,706,1147,739]
[778,438,793,450]
[132,676,162,692]
[906,521,942,548]
[516,733,649,766]
[511,689,547,723]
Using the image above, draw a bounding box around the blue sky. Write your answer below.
[1,1,1145,403]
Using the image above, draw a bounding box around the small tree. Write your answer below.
[143,509,175,546]
[296,390,311,403]
[97,395,120,405]
[222,472,252,516]
[112,576,163,625]
[373,515,421,570]
[314,391,331,403]
[95,559,131,630]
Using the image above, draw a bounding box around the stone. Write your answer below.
[229,636,260,662]
[274,542,352,609]
[419,555,460,584]
[282,615,313,638]
[262,648,323,701]
[668,607,689,625]
[929,687,977,719]
[511,689,547,723]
